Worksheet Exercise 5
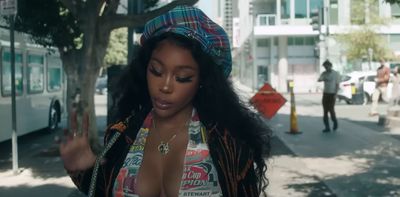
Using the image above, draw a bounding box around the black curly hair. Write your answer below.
[111,32,271,195]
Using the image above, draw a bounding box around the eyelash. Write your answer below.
[149,66,161,77]
[176,76,193,83]
[149,66,193,83]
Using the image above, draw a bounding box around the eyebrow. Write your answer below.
[150,57,197,71]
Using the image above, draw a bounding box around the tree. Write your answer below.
[104,27,128,67]
[6,0,199,148]
[336,0,393,65]
[336,26,392,61]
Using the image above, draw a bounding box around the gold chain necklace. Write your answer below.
[152,116,190,155]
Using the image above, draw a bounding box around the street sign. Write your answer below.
[250,83,287,119]
[0,0,17,16]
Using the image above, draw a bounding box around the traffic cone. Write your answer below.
[287,81,301,134]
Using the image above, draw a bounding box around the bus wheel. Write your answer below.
[48,105,59,132]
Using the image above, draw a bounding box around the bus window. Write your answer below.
[1,51,23,96]
[47,56,62,92]
[47,67,61,91]
[27,54,44,94]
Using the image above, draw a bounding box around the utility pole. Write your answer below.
[368,48,373,70]
[324,0,330,59]
[0,0,18,174]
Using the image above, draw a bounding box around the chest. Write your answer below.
[322,72,337,82]
[113,123,222,197]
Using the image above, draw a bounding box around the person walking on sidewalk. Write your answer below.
[318,60,340,132]
[59,5,271,197]
[389,66,400,106]
[369,59,391,116]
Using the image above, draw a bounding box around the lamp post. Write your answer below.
[368,48,373,70]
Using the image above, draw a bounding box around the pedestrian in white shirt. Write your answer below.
[318,60,341,132]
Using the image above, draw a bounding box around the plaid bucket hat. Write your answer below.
[140,5,232,78]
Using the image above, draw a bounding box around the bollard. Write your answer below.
[351,82,364,104]
[287,80,301,134]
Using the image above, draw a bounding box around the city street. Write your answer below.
[0,89,400,196]
[264,93,400,197]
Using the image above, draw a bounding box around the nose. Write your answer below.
[160,75,173,93]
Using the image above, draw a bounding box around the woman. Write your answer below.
[60,5,271,197]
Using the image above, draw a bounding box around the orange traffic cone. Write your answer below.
[287,81,301,134]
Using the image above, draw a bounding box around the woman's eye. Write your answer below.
[176,76,193,83]
[149,66,162,76]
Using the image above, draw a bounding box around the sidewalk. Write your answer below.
[270,105,400,196]
[233,80,400,196]
[0,94,108,197]
[0,128,85,197]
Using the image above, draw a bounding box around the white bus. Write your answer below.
[0,30,65,142]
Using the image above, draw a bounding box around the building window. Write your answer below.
[47,56,62,92]
[257,14,276,26]
[260,16,267,25]
[310,0,324,24]
[295,0,307,18]
[257,39,270,47]
[288,37,315,46]
[393,4,400,18]
[288,37,294,46]
[330,0,338,25]
[274,37,279,46]
[295,37,304,45]
[390,34,400,43]
[281,0,290,19]
[304,37,316,45]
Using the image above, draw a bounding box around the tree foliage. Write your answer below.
[336,0,393,62]
[12,0,81,50]
[104,28,128,66]
[336,27,392,61]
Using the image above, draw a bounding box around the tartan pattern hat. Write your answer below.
[140,5,232,78]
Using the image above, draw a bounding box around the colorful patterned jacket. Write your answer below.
[69,117,260,197]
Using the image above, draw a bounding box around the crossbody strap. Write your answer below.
[88,131,121,197]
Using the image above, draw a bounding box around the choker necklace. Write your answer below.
[152,116,190,155]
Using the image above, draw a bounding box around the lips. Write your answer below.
[153,98,173,110]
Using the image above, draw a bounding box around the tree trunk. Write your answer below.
[60,25,110,152]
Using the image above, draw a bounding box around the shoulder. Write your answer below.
[208,126,254,156]
[208,126,257,182]
[104,115,132,144]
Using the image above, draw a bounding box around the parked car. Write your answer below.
[96,76,108,95]
[337,71,393,105]
[337,71,372,104]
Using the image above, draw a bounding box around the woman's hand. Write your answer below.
[59,116,97,172]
